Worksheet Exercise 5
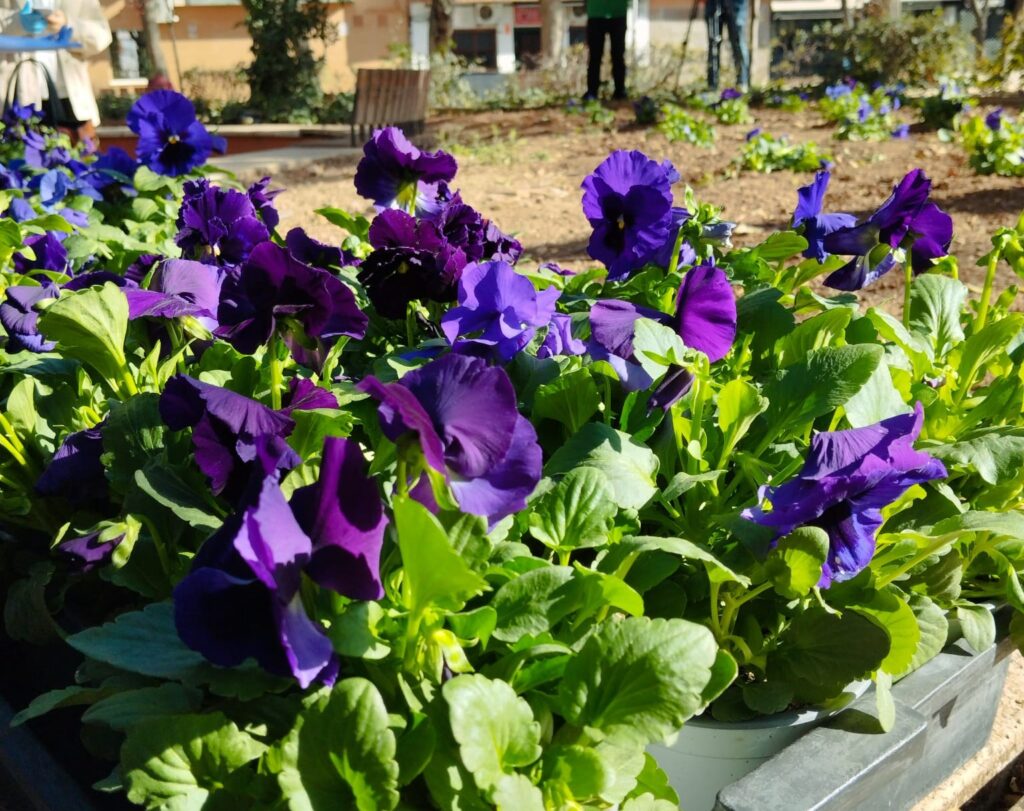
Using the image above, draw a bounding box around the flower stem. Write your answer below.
[120,367,139,398]
[976,250,1001,332]
[269,349,283,411]
[902,262,914,329]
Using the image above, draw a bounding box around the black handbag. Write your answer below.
[4,57,79,128]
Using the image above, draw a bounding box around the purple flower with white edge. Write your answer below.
[215,242,367,363]
[792,170,857,264]
[176,179,270,266]
[358,209,467,319]
[354,126,458,209]
[537,313,586,359]
[247,176,282,229]
[985,108,1003,131]
[174,440,337,688]
[0,284,58,352]
[441,260,560,361]
[358,354,542,524]
[742,403,946,587]
[124,258,223,326]
[290,437,388,600]
[582,150,677,281]
[159,374,298,499]
[36,425,108,507]
[482,219,524,264]
[127,90,227,177]
[822,169,953,289]
[13,232,69,276]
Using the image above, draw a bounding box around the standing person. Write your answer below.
[0,0,112,142]
[705,0,750,91]
[585,0,628,101]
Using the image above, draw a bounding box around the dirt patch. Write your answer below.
[271,104,1024,311]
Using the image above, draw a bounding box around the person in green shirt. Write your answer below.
[585,0,628,101]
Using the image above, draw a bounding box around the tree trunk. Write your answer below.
[967,0,990,48]
[882,0,900,19]
[429,0,454,52]
[541,0,564,60]
[141,0,169,76]
[840,0,853,27]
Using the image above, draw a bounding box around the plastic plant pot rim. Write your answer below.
[682,679,873,731]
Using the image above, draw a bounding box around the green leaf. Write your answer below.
[11,686,105,727]
[762,345,883,439]
[4,562,58,644]
[909,274,966,358]
[546,423,659,510]
[103,394,165,495]
[528,468,616,552]
[875,670,895,733]
[394,496,487,616]
[612,535,750,586]
[134,464,222,530]
[716,379,767,453]
[492,565,575,643]
[275,679,399,811]
[632,319,688,376]
[559,616,719,745]
[36,283,130,390]
[844,360,912,428]
[0,218,23,264]
[756,231,809,261]
[957,315,1024,393]
[850,590,921,675]
[533,368,600,433]
[83,684,202,731]
[775,308,853,367]
[1010,611,1024,657]
[930,429,1024,486]
[768,608,890,704]
[315,207,371,241]
[905,594,949,674]
[122,712,265,810]
[765,526,828,599]
[326,601,390,660]
[866,308,932,373]
[956,604,996,653]
[443,674,542,794]
[741,680,794,715]
[492,774,544,809]
[542,745,614,801]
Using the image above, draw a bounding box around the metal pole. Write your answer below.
[166,0,184,90]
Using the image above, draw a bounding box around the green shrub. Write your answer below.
[738,130,831,172]
[956,110,1024,176]
[658,104,716,146]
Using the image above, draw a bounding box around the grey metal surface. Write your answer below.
[715,635,1014,811]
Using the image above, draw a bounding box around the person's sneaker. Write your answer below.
[612,90,628,100]
[582,92,598,102]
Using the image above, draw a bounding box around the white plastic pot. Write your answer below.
[649,683,870,811]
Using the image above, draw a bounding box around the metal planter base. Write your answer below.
[715,633,1014,811]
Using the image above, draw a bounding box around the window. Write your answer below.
[452,29,497,69]
[514,27,541,68]
[110,30,153,80]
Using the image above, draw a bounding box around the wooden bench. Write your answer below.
[350,68,431,146]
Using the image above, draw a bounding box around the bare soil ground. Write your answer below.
[272,103,1024,311]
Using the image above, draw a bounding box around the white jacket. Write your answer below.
[0,0,112,126]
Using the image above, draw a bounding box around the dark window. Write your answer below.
[569,25,586,45]
[110,30,153,80]
[514,26,541,68]
[453,29,498,69]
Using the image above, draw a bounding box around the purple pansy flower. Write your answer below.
[159,374,298,499]
[124,259,223,325]
[482,219,524,265]
[354,126,458,209]
[282,377,340,414]
[215,242,367,364]
[792,170,857,264]
[650,208,695,270]
[174,441,336,688]
[290,437,388,601]
[4,197,35,222]
[175,179,270,266]
[743,403,946,587]
[720,87,742,101]
[125,253,162,284]
[537,313,586,359]
[581,150,676,281]
[0,284,58,352]
[669,262,737,364]
[126,90,227,177]
[358,209,467,319]
[87,146,138,194]
[284,227,358,270]
[985,108,1003,131]
[13,232,69,276]
[648,366,695,412]
[247,176,282,229]
[588,299,666,391]
[358,354,542,524]
[441,261,561,361]
[891,124,910,139]
[35,425,108,507]
[822,169,953,289]
[57,531,124,572]
[745,127,763,141]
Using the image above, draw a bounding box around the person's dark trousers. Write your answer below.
[586,16,628,99]
[705,0,750,90]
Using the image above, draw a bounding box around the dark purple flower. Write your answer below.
[215,242,367,363]
[745,127,763,141]
[985,108,1003,131]
[36,426,108,506]
[650,208,695,270]
[891,124,910,139]
[124,259,223,324]
[792,170,857,264]
[176,179,270,266]
[539,262,577,277]
[648,366,694,412]
[581,150,676,281]
[126,90,227,177]
[537,313,586,359]
[284,227,358,270]
[357,209,467,319]
[742,403,946,587]
[588,299,666,390]
[721,88,742,101]
[441,261,561,361]
[0,284,58,352]
[290,437,387,600]
[354,126,458,209]
[174,449,336,688]
[428,192,487,261]
[282,377,339,414]
[481,219,524,265]
[358,354,542,523]
[125,254,162,284]
[822,169,953,289]
[62,271,133,292]
[160,374,298,499]
[669,263,736,363]
[13,232,69,276]
[57,530,124,572]
[0,165,24,190]
[86,147,138,195]
[247,176,282,229]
